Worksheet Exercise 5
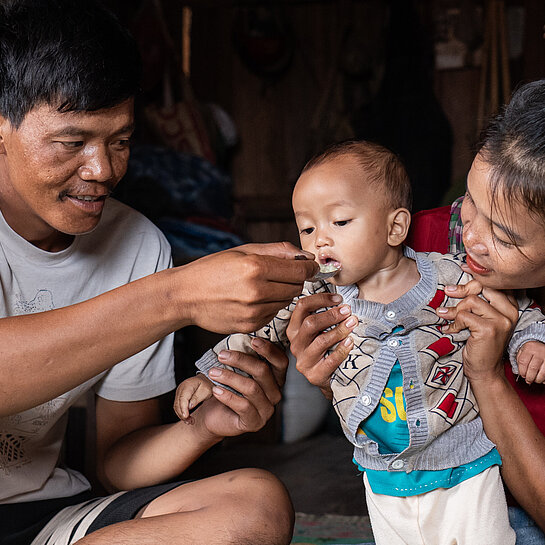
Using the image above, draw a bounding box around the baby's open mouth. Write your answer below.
[319,256,342,270]
[313,257,342,280]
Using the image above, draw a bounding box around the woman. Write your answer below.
[285,79,545,543]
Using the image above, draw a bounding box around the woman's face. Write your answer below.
[461,155,545,290]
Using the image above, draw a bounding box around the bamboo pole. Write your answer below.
[498,0,511,103]
[490,0,499,114]
[478,0,492,130]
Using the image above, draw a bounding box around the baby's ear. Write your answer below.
[387,207,411,247]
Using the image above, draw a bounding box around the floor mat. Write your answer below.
[291,512,375,544]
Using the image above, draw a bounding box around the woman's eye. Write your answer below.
[492,232,514,248]
[300,227,314,235]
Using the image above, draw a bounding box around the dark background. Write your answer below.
[107,0,545,244]
[69,0,545,517]
[101,0,545,379]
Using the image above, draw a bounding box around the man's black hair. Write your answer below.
[0,0,142,127]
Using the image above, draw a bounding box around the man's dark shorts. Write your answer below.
[1,482,183,545]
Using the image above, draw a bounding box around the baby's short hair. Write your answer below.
[302,140,412,211]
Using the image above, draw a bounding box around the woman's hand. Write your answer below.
[286,293,356,399]
[436,280,519,383]
[438,281,545,531]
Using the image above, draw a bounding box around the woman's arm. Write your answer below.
[471,371,545,530]
[439,283,545,531]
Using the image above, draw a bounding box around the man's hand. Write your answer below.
[180,243,318,334]
[436,280,519,383]
[286,293,356,399]
[193,339,289,438]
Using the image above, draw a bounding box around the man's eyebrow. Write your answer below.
[49,127,91,138]
[114,123,136,135]
[467,186,523,243]
[49,123,135,138]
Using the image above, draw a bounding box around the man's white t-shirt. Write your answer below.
[0,198,176,503]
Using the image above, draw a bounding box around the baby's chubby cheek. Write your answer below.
[298,239,313,255]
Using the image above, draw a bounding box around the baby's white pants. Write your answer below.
[364,465,516,545]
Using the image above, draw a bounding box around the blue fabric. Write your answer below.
[357,361,408,454]
[114,145,245,261]
[509,506,545,545]
[358,448,501,497]
[156,218,244,260]
[121,145,235,219]
[356,361,500,496]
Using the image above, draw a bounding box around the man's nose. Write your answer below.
[78,146,114,182]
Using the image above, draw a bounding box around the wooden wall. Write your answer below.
[154,1,545,245]
[191,3,347,245]
[186,0,545,241]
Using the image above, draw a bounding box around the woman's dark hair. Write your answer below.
[479,79,545,232]
[302,139,413,211]
[0,0,141,127]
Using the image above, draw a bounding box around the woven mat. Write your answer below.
[291,513,375,544]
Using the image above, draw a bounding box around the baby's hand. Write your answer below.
[517,341,545,384]
[173,374,214,423]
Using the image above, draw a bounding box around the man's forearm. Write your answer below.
[472,374,545,531]
[0,268,184,416]
[1,244,317,417]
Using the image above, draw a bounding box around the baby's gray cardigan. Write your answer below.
[196,248,545,473]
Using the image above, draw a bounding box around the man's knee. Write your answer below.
[225,468,295,545]
[140,468,294,544]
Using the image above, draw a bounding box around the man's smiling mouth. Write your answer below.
[60,190,111,214]
[59,185,114,202]
[71,195,103,201]
[59,190,112,203]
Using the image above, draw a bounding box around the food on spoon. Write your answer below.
[294,254,341,280]
[313,261,341,280]
[319,262,340,274]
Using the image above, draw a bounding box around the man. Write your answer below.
[0,1,317,544]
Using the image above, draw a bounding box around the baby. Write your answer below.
[175,140,545,544]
